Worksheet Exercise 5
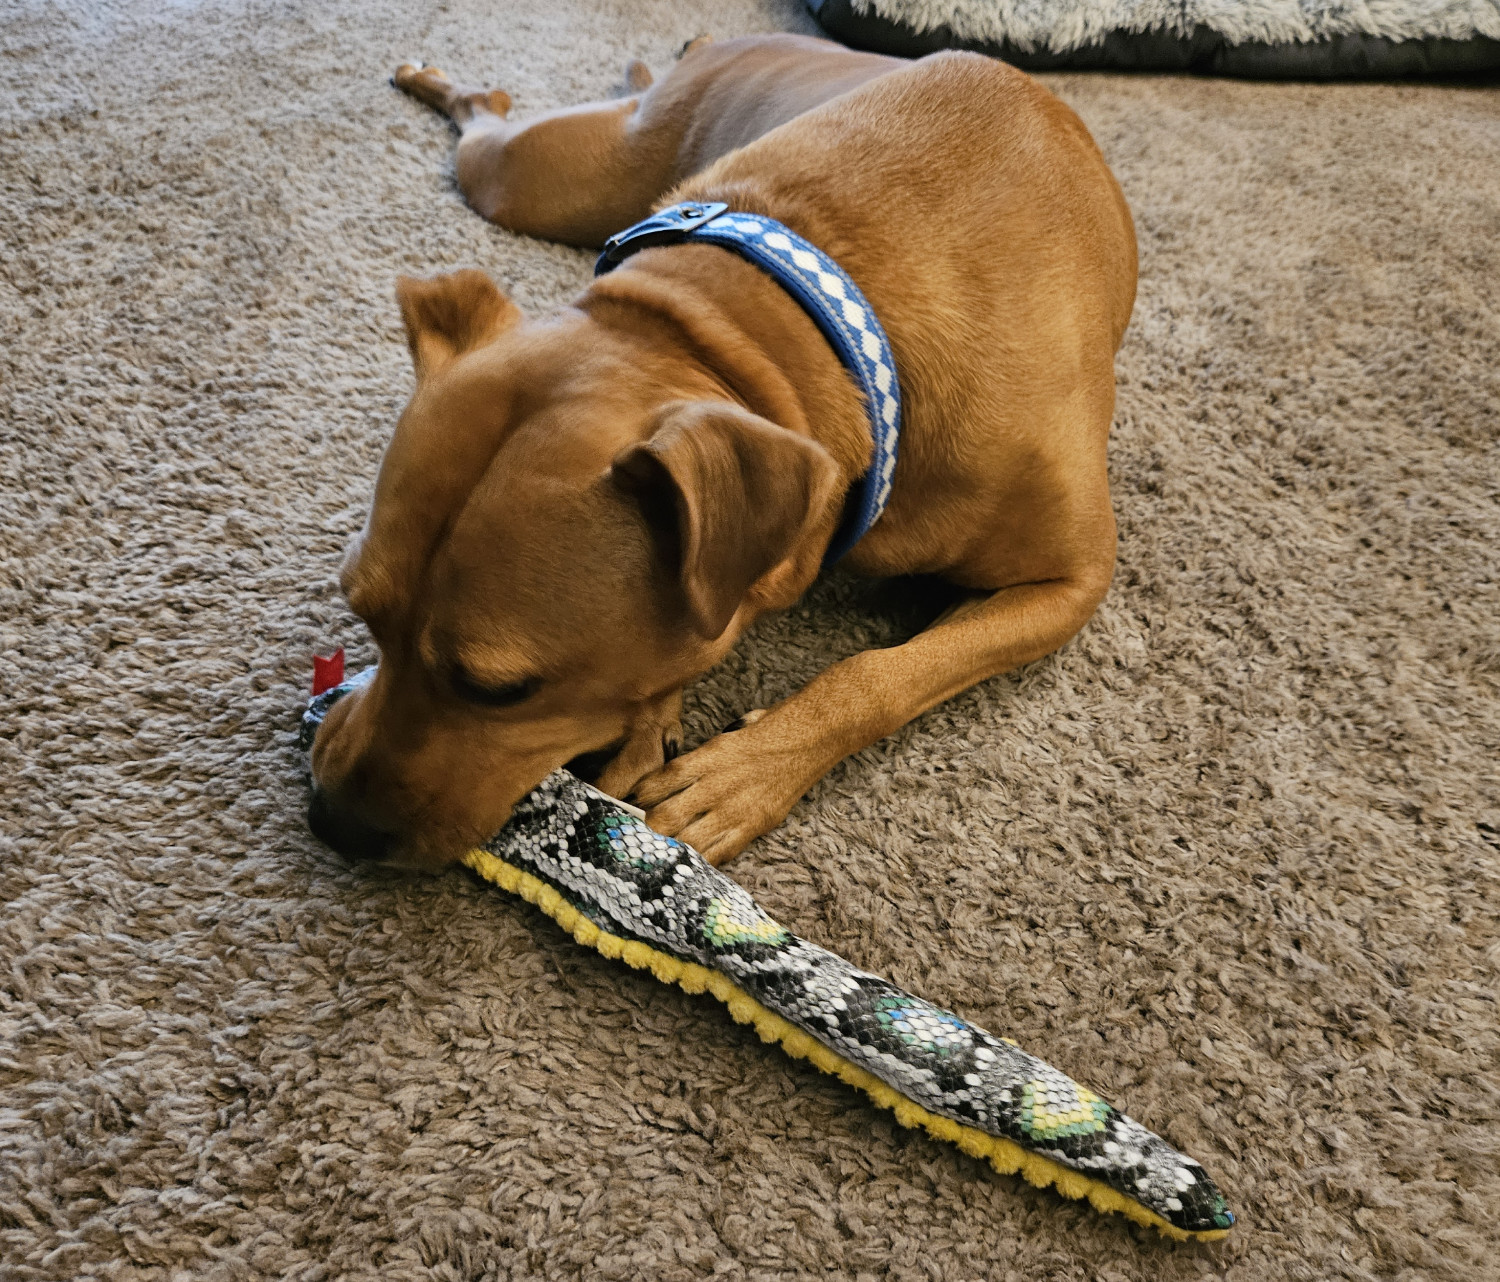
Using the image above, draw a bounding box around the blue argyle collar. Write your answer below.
[596,201,901,567]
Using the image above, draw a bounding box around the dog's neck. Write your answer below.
[581,245,874,489]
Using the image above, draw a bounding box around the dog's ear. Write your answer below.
[610,401,841,639]
[395,269,522,381]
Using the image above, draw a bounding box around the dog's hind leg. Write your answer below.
[392,63,513,125]
[392,61,682,248]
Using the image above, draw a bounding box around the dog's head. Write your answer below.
[308,269,840,868]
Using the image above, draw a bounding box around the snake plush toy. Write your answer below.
[303,669,1234,1241]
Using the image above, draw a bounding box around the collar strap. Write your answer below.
[596,201,901,567]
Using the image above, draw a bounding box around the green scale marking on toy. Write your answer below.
[702,896,791,948]
[873,996,972,1055]
[603,821,671,869]
[1020,1079,1112,1141]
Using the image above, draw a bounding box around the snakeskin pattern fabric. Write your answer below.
[303,673,1233,1237]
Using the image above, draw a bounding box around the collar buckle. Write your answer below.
[596,201,728,273]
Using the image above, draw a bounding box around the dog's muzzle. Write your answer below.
[308,785,394,864]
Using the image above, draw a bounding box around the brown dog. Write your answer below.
[308,33,1135,869]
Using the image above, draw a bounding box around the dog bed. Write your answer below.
[807,0,1500,78]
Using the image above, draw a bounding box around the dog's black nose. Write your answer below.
[308,787,394,863]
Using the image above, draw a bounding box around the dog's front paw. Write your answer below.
[630,718,809,864]
[592,692,683,802]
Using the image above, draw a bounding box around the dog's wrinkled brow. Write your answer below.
[340,534,400,630]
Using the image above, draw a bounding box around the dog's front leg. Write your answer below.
[631,574,1110,863]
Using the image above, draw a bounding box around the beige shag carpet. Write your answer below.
[3,1,1498,1278]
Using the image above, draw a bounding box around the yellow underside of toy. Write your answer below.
[463,848,1230,1244]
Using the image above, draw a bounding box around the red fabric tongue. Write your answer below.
[312,648,345,696]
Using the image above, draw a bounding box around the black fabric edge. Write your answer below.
[808,0,1500,80]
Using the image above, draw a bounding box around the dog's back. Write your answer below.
[674,51,1137,580]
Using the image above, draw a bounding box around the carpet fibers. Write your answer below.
[2,2,1498,1279]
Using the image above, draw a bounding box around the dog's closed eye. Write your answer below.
[452,667,541,708]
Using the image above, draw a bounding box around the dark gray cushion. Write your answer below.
[808,0,1500,79]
